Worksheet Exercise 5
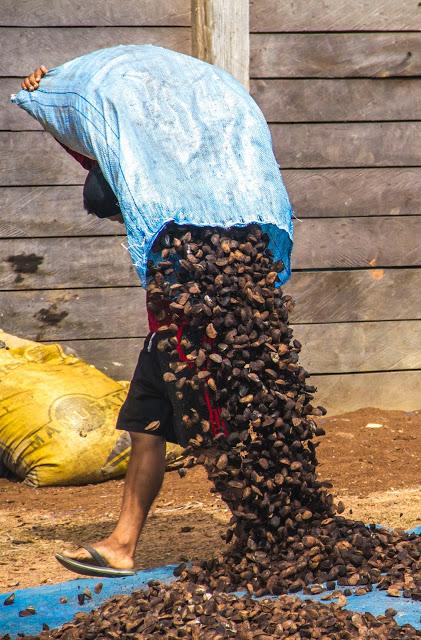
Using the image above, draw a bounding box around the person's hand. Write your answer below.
[21,66,48,91]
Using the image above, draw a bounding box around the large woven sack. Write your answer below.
[11,45,293,287]
[0,330,184,487]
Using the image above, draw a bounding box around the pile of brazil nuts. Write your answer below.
[147,224,420,601]
[6,225,420,640]
[25,580,420,640]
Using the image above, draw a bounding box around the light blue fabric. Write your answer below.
[12,45,294,288]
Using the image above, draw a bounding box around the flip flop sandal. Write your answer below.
[55,544,136,578]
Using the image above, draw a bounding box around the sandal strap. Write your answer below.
[80,544,109,567]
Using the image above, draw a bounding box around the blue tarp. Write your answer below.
[2,526,420,638]
[0,565,177,638]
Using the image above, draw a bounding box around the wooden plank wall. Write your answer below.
[1,1,420,414]
[249,0,421,412]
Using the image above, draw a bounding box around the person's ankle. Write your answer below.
[106,534,136,556]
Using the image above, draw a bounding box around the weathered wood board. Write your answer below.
[3,0,421,33]
[251,79,421,123]
[4,31,421,80]
[271,123,421,169]
[311,371,421,414]
[56,338,421,411]
[7,79,421,130]
[0,187,118,237]
[1,218,419,290]
[0,236,133,289]
[2,169,421,238]
[59,337,146,379]
[61,337,421,412]
[295,321,421,373]
[282,168,421,218]
[0,0,190,26]
[0,133,87,186]
[5,124,421,190]
[0,28,191,76]
[3,288,414,372]
[250,0,421,32]
[285,269,421,323]
[59,343,414,420]
[250,33,421,78]
[1,266,421,324]
[0,287,147,341]
[293,216,421,269]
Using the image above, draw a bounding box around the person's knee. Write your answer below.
[129,431,165,452]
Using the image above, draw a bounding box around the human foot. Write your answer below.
[60,538,135,571]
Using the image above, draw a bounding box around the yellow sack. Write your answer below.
[0,330,184,487]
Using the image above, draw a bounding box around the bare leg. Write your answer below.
[61,431,166,568]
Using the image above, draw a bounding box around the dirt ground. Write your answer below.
[0,407,420,592]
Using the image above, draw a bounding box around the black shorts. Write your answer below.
[116,333,179,444]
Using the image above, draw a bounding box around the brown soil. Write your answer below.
[0,407,419,591]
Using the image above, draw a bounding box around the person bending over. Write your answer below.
[20,52,293,577]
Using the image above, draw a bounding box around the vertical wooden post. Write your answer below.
[191,0,250,90]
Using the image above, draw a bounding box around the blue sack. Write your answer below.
[12,45,294,287]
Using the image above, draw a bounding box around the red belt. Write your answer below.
[148,300,228,438]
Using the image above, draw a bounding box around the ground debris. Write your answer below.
[3,593,15,606]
